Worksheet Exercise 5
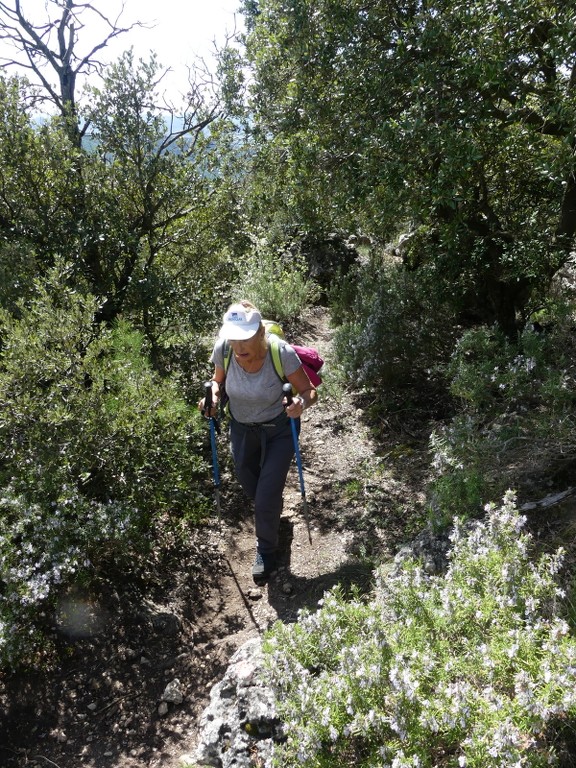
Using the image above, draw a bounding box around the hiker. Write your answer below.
[199,301,318,582]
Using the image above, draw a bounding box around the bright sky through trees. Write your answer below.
[0,0,244,99]
[108,0,244,90]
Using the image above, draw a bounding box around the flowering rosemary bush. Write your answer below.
[265,492,576,767]
[431,321,576,517]
[0,489,143,666]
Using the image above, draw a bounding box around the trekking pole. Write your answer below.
[203,381,221,525]
[283,382,312,544]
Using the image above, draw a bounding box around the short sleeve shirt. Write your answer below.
[211,337,301,423]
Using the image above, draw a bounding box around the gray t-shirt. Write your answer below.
[211,337,301,423]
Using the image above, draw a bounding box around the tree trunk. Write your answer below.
[556,168,576,252]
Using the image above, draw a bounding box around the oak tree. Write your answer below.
[242,0,576,334]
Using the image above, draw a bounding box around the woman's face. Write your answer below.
[229,327,263,363]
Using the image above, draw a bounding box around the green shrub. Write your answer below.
[234,234,319,321]
[0,269,210,667]
[265,492,576,767]
[0,283,206,517]
[330,255,457,402]
[0,488,141,667]
[0,241,38,315]
[431,319,576,516]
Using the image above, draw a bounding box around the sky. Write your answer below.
[0,0,245,101]
[107,0,245,89]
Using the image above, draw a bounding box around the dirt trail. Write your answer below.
[174,307,380,753]
[0,306,428,768]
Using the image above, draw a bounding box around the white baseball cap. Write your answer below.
[218,303,262,340]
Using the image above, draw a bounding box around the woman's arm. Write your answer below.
[285,366,318,418]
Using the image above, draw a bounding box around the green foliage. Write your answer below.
[265,492,576,767]
[431,316,576,516]
[330,254,457,400]
[428,462,487,527]
[81,50,238,327]
[0,76,86,269]
[0,268,206,515]
[0,241,38,315]
[241,0,576,332]
[233,233,320,321]
[0,266,210,666]
[0,61,245,346]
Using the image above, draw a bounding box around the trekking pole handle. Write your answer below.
[283,382,293,405]
[203,380,213,416]
[284,382,305,412]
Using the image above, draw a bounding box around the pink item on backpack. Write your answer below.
[292,345,324,387]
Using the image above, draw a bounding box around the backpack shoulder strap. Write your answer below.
[223,337,285,381]
[223,340,233,374]
[269,336,286,382]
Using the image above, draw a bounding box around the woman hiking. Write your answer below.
[199,301,318,583]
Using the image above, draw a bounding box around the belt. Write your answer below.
[240,420,278,427]
[232,412,287,428]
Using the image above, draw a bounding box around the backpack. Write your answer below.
[223,320,324,388]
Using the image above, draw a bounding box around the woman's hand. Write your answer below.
[286,367,318,413]
[284,394,306,419]
[199,378,220,416]
[198,396,219,416]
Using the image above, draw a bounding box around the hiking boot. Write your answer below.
[252,550,277,583]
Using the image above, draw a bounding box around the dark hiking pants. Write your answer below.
[230,414,298,555]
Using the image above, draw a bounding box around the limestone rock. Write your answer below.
[194,638,284,768]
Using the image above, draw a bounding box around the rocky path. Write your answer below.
[171,307,380,761]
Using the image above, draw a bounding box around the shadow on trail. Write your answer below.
[266,517,374,623]
[266,558,375,624]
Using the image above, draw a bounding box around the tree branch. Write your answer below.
[520,487,576,513]
[0,0,148,118]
